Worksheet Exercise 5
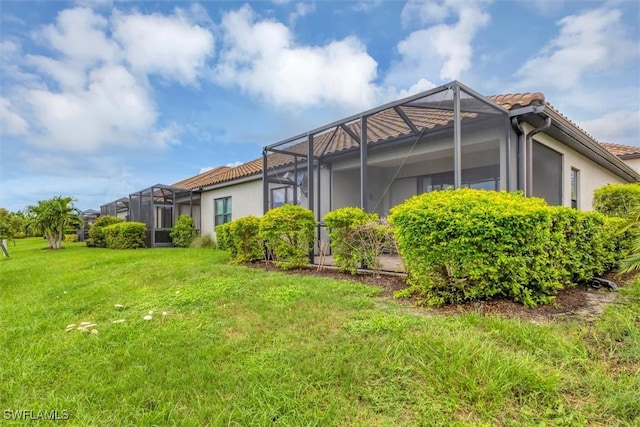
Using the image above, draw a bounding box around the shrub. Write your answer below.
[170,215,197,248]
[389,189,621,307]
[103,222,146,249]
[215,223,234,255]
[228,216,263,263]
[190,234,216,249]
[323,207,379,274]
[593,183,640,218]
[64,233,78,242]
[260,205,315,269]
[88,215,124,247]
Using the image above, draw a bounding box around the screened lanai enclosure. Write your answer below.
[129,185,200,247]
[262,81,512,252]
[100,197,130,219]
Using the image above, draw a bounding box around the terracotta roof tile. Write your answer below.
[487,92,545,110]
[601,142,640,158]
[175,90,631,189]
[173,166,230,189]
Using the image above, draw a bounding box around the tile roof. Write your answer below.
[173,166,230,190]
[487,92,545,109]
[600,142,640,158]
[174,90,628,190]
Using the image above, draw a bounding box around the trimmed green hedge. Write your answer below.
[389,189,624,307]
[228,216,263,263]
[593,183,640,218]
[103,222,146,249]
[260,205,315,269]
[87,215,124,248]
[215,223,234,257]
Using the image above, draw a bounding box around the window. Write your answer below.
[570,168,579,209]
[215,197,232,226]
[270,186,294,209]
[419,165,499,194]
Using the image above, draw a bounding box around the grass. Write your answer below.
[1,238,639,426]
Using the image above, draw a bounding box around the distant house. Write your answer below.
[600,143,640,174]
[102,81,639,247]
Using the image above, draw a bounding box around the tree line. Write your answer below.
[0,196,83,250]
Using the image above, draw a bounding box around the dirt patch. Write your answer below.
[247,262,637,323]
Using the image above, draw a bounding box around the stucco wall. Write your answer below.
[200,179,263,238]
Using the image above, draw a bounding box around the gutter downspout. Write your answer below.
[525,116,551,196]
[510,117,525,193]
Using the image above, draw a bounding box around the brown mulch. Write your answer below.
[247,262,637,323]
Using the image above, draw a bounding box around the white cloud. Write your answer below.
[39,7,120,67]
[226,161,243,168]
[3,6,216,155]
[0,98,29,136]
[112,9,214,84]
[387,0,491,85]
[579,110,640,146]
[289,2,316,25]
[214,5,379,111]
[353,0,383,13]
[199,166,214,173]
[517,8,638,89]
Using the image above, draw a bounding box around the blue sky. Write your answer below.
[1,0,639,212]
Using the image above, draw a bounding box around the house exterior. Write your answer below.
[600,143,640,174]
[100,81,639,247]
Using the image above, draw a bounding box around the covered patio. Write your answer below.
[262,81,512,255]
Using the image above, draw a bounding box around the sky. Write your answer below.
[1,0,639,212]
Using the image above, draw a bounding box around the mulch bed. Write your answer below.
[247,262,637,322]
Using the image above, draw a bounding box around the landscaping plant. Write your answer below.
[323,207,380,274]
[259,204,315,269]
[170,215,197,248]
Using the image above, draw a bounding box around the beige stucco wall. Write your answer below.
[200,179,263,238]
[620,157,640,174]
[531,131,627,210]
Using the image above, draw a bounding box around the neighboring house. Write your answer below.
[601,143,640,174]
[101,81,639,247]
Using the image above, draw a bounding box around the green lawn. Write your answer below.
[1,238,638,426]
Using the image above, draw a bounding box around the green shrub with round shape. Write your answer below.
[323,207,379,274]
[390,189,553,307]
[87,215,124,248]
[260,204,315,269]
[390,189,627,307]
[593,183,640,218]
[228,216,263,263]
[170,215,197,248]
[103,222,146,249]
[215,223,234,257]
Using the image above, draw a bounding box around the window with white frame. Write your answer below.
[570,168,579,209]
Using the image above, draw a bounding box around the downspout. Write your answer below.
[510,117,525,193]
[525,116,551,197]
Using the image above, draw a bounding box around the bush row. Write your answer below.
[389,189,631,307]
[216,205,315,268]
[103,222,147,249]
[593,183,640,218]
[86,215,125,247]
[323,207,394,275]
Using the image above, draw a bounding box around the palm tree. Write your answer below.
[618,206,640,274]
[27,196,83,249]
